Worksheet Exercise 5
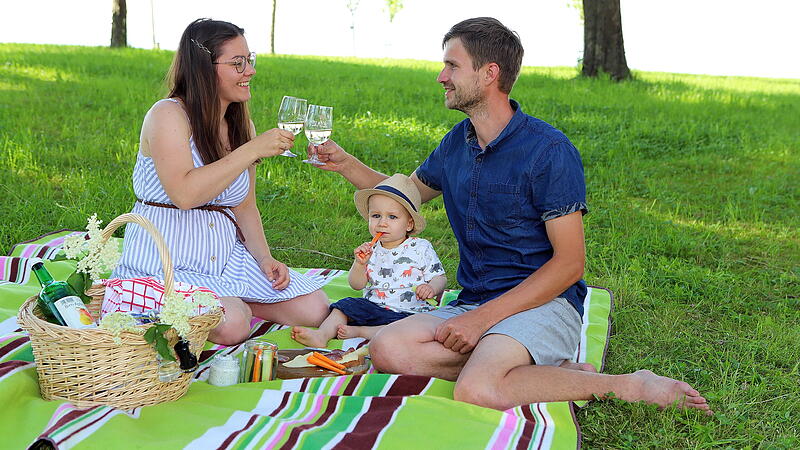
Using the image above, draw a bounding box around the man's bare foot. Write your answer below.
[620,369,713,415]
[291,326,329,348]
[560,360,597,373]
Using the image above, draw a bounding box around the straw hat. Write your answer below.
[354,173,426,235]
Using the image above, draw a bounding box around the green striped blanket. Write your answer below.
[0,231,612,449]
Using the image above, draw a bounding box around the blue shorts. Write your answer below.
[330,297,412,327]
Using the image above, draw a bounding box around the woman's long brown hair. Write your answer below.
[166,18,252,165]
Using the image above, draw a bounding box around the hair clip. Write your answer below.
[191,38,211,55]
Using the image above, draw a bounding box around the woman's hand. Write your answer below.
[310,139,351,172]
[250,128,295,159]
[258,256,291,290]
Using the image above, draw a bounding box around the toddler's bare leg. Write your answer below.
[337,324,384,340]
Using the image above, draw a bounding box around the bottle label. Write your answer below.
[53,296,97,329]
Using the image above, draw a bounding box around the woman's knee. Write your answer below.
[295,290,330,326]
[208,297,252,346]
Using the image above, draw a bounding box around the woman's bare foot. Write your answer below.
[291,326,329,348]
[620,369,713,415]
[560,360,598,373]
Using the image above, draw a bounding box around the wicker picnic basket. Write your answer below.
[18,213,223,409]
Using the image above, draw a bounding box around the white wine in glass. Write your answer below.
[277,96,308,157]
[303,104,333,165]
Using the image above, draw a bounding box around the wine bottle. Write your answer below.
[173,339,198,373]
[31,261,97,329]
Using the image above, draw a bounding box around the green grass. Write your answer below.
[1,43,799,447]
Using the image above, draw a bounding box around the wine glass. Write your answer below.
[303,104,332,165]
[277,96,308,157]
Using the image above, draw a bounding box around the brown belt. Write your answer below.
[136,198,246,243]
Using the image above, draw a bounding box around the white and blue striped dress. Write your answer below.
[112,99,323,303]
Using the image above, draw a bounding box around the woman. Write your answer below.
[112,18,329,345]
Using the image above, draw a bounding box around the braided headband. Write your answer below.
[190,38,211,55]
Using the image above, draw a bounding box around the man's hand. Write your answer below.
[434,310,489,354]
[259,256,290,290]
[309,139,350,172]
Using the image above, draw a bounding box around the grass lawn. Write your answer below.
[1,43,798,447]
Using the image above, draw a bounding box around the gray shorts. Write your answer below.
[425,297,582,366]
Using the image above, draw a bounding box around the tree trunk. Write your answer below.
[111,0,127,48]
[271,0,277,54]
[582,0,630,81]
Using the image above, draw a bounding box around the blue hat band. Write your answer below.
[374,185,417,212]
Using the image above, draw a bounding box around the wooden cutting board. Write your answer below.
[276,349,370,380]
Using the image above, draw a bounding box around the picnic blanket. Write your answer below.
[0,230,613,449]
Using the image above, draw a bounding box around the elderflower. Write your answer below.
[190,290,221,309]
[62,234,84,260]
[63,214,121,280]
[159,292,194,338]
[99,312,142,344]
[155,290,220,339]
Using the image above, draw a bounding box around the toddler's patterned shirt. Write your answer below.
[364,237,444,314]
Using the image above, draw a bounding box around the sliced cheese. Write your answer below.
[283,352,315,368]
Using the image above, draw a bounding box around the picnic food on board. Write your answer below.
[281,346,369,371]
[307,354,347,375]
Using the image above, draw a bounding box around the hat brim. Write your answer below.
[354,189,426,235]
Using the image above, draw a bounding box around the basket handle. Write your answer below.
[101,213,174,296]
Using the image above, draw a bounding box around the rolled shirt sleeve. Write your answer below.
[530,140,589,221]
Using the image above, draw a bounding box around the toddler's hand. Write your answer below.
[354,242,373,265]
[416,283,435,300]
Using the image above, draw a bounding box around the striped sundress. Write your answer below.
[111,99,323,303]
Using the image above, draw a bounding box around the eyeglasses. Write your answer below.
[213,52,256,73]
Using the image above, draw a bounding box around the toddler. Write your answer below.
[292,174,446,347]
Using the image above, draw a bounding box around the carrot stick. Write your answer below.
[307,355,347,375]
[251,347,263,382]
[357,232,384,258]
[312,352,346,370]
[368,232,384,246]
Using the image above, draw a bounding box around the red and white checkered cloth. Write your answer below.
[100,277,220,317]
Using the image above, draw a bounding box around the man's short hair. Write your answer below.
[442,17,524,94]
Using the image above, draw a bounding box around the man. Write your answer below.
[313,17,711,414]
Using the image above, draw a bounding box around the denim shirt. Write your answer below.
[416,100,588,315]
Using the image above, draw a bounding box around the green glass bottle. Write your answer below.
[31,261,96,329]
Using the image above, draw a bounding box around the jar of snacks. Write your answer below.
[239,339,278,383]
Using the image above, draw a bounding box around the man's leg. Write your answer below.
[369,313,470,381]
[454,334,712,414]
